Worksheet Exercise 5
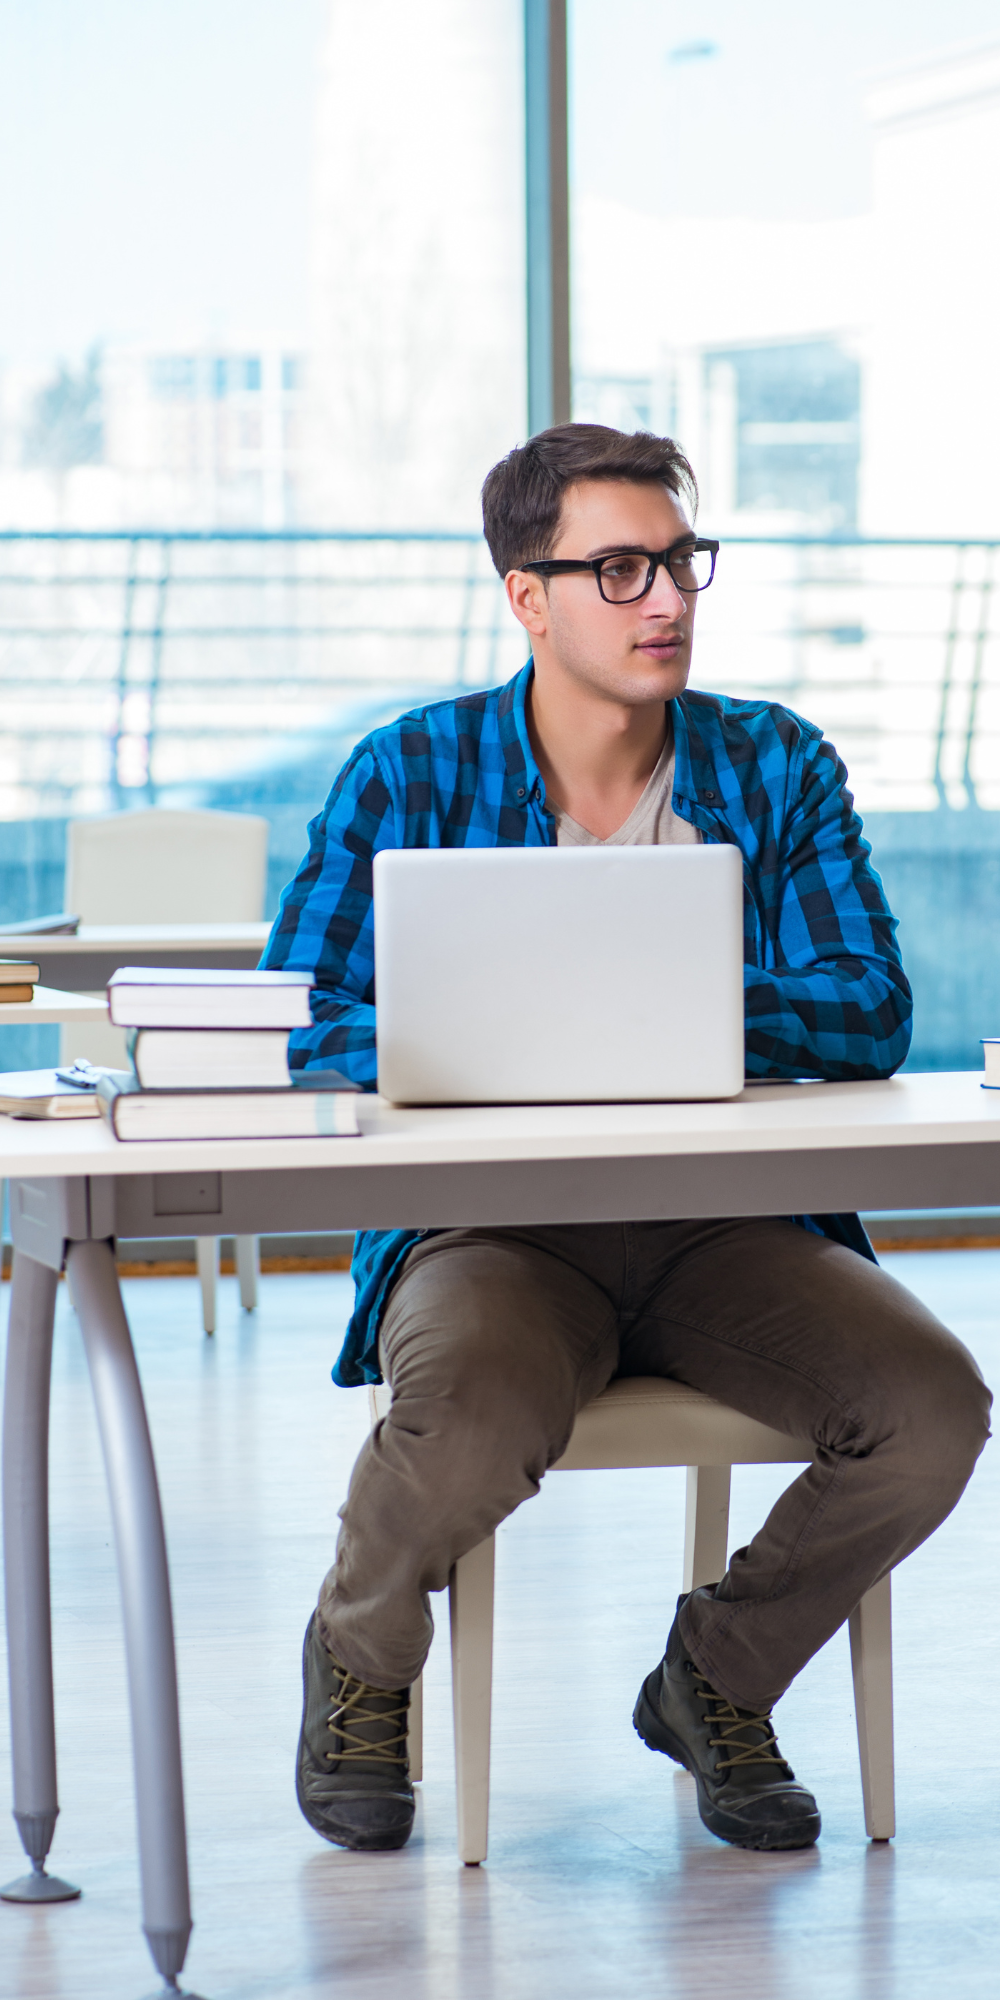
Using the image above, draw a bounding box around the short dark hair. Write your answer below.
[481,422,698,578]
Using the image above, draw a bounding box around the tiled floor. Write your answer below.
[1,1250,999,1999]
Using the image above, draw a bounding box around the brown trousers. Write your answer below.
[320,1220,991,1710]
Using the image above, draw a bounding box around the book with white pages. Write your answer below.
[127,1026,292,1089]
[0,1069,102,1119]
[108,965,313,1030]
[96,1069,360,1141]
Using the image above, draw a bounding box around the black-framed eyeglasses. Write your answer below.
[522,537,719,604]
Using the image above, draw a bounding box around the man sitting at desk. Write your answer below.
[262,424,991,1857]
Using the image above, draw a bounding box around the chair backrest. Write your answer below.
[65,809,269,923]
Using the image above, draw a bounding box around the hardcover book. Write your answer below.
[0,958,40,1003]
[108,965,313,1030]
[96,1069,360,1142]
[127,1027,292,1090]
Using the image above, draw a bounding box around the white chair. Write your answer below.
[369,1376,894,1865]
[61,808,270,1333]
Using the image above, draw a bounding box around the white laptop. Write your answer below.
[373,844,745,1104]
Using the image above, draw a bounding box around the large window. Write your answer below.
[0,0,526,1008]
[572,2,1000,1065]
[2,1,1000,1070]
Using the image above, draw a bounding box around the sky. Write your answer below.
[572,0,1000,217]
[0,0,328,365]
[0,0,998,369]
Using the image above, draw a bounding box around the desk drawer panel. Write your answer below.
[152,1172,223,1218]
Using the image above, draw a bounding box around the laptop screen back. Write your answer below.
[374,844,745,1104]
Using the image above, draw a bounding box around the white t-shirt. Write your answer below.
[549,733,703,847]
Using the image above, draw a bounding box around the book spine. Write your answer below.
[95,1091,120,1136]
[317,1094,360,1137]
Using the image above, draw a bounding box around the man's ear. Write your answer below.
[505,568,549,637]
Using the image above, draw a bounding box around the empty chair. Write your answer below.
[61,807,269,1332]
[369,1375,894,1864]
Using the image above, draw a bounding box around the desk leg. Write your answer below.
[67,1239,193,1988]
[1,1252,80,1903]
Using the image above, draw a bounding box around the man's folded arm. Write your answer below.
[259,742,394,1088]
[743,728,912,1082]
[744,955,913,1082]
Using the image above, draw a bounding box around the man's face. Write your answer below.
[509,478,700,707]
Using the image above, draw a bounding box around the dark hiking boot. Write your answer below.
[296,1611,415,1851]
[633,1589,820,1851]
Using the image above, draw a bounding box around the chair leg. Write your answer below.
[849,1574,895,1840]
[449,1535,495,1866]
[235,1234,259,1311]
[408,1673,423,1783]
[683,1464,732,1592]
[196,1236,219,1336]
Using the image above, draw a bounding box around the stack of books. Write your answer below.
[97,966,361,1141]
[0,957,40,1004]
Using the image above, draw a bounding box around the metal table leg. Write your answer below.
[1,1251,80,1904]
[67,1238,193,1990]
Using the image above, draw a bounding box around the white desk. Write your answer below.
[1,1070,998,1227]
[0,987,109,1027]
[8,922,270,993]
[0,993,110,1264]
[2,1070,998,1986]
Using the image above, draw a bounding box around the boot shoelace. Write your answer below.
[693,1668,790,1774]
[325,1657,409,1767]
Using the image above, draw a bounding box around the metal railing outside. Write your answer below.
[0,530,525,819]
[695,536,1000,815]
[0,529,998,819]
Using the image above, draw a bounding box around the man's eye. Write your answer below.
[601,556,644,579]
[672,548,697,569]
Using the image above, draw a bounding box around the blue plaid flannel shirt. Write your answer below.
[261,660,911,1386]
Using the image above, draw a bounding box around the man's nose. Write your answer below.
[643,561,687,618]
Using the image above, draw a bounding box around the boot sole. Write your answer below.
[296,1767,414,1849]
[295,1739,415,1851]
[632,1679,820,1853]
